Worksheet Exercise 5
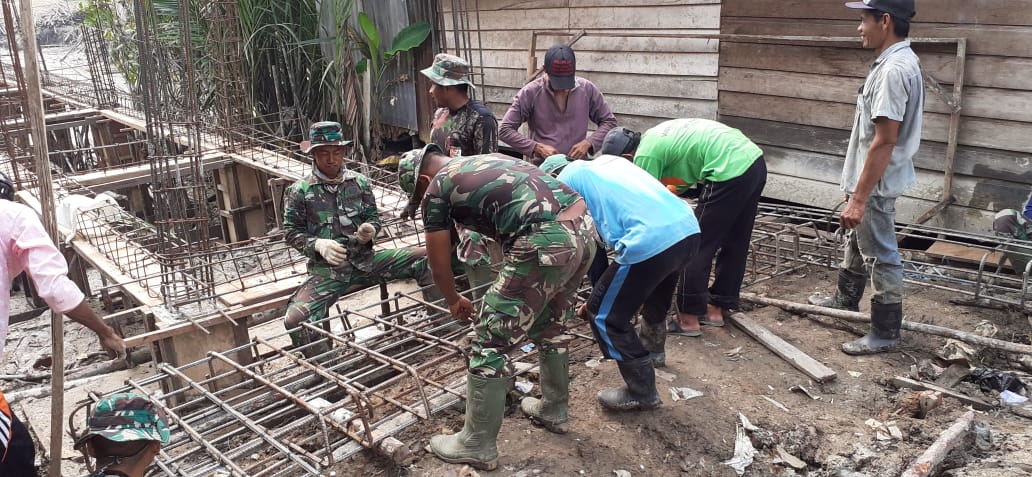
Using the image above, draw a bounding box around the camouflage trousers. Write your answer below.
[470,214,596,377]
[285,247,431,327]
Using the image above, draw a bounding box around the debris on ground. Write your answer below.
[668,386,703,401]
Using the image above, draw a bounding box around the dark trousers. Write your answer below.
[587,234,699,361]
[0,416,36,475]
[677,157,767,316]
[587,239,609,286]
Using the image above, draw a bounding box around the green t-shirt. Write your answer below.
[633,118,763,194]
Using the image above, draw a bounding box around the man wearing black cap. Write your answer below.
[809,0,924,355]
[499,44,617,165]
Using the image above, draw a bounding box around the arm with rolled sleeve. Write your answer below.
[585,82,618,153]
[498,87,538,158]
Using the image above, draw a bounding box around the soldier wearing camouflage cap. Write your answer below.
[398,144,595,470]
[416,53,502,301]
[76,393,170,477]
[283,121,436,357]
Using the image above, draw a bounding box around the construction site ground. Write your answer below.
[4,265,1032,476]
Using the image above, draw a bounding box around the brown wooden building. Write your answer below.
[435,0,1031,234]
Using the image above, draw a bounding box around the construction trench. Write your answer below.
[0,1,1031,476]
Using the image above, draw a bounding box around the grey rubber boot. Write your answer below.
[637,320,667,368]
[597,357,661,411]
[520,350,569,433]
[430,373,507,470]
[808,269,866,312]
[841,301,902,355]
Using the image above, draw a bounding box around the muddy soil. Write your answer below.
[359,266,1032,477]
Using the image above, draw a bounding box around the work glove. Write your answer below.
[356,222,376,244]
[314,238,347,266]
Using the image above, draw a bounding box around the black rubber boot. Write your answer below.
[288,325,330,359]
[520,351,569,433]
[808,269,866,312]
[597,357,661,411]
[637,320,666,368]
[842,301,902,355]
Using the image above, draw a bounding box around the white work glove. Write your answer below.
[356,222,376,244]
[314,238,347,266]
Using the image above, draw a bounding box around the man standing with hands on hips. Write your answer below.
[809,0,924,355]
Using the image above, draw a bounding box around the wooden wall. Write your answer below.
[440,0,723,135]
[719,0,1032,233]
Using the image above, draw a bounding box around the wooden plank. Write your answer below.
[761,174,996,233]
[443,5,720,30]
[727,312,838,382]
[891,376,993,410]
[721,0,1032,27]
[934,363,971,388]
[482,67,718,100]
[721,17,1032,58]
[720,116,1032,183]
[443,0,720,11]
[720,91,1032,154]
[443,30,720,54]
[484,86,717,119]
[924,241,1004,268]
[720,41,1032,91]
[901,411,976,477]
[473,48,719,75]
[720,66,1032,123]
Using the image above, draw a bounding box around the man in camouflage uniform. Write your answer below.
[415,53,502,299]
[283,122,433,357]
[75,393,170,477]
[399,144,595,470]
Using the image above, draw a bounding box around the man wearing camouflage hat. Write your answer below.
[398,145,595,470]
[416,53,503,300]
[76,393,170,477]
[283,122,435,357]
[422,53,497,158]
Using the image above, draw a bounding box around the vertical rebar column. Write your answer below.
[79,24,118,108]
[206,0,251,153]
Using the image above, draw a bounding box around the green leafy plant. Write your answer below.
[350,12,430,160]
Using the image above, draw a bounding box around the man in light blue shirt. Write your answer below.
[541,154,700,411]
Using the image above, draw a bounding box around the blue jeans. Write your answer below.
[841,196,903,305]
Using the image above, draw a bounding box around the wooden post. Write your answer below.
[17,0,63,474]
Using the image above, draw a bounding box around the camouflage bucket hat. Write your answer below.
[420,53,475,88]
[75,393,171,449]
[539,154,573,176]
[398,143,444,198]
[300,121,353,153]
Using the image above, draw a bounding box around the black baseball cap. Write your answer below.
[845,0,915,20]
[544,45,576,90]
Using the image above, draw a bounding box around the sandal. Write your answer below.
[667,319,702,337]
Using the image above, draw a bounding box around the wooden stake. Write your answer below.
[728,312,837,382]
[742,294,1032,355]
[17,0,62,473]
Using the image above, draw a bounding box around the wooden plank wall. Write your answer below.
[719,0,1032,233]
[440,0,722,135]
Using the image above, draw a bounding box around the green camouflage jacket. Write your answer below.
[421,154,580,249]
[283,170,381,275]
[429,101,498,157]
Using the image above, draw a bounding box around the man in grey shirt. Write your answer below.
[810,0,923,355]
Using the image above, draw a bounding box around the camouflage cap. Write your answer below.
[75,393,171,449]
[398,143,444,198]
[539,154,572,176]
[300,121,353,153]
[420,53,475,88]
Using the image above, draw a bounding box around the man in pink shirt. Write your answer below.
[0,172,126,474]
[498,45,618,165]
[0,174,125,359]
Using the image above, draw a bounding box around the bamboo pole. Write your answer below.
[742,293,1032,355]
[16,0,63,474]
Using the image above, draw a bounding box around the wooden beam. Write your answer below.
[727,312,838,382]
[901,410,976,477]
[891,377,992,411]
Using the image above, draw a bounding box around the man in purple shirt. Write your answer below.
[498,45,618,165]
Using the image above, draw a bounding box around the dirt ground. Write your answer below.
[4,266,1032,476]
[361,266,1032,477]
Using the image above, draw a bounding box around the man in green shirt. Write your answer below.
[603,119,766,337]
